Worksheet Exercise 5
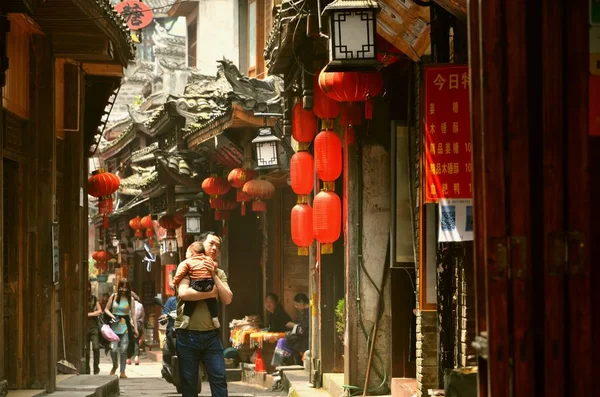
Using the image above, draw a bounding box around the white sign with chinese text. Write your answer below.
[438,199,473,243]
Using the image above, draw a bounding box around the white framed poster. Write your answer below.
[438,199,473,243]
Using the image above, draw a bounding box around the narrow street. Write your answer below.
[97,353,285,397]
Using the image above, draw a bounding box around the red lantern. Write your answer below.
[202,175,231,209]
[318,70,384,119]
[291,204,314,256]
[314,129,342,184]
[290,152,314,201]
[141,215,154,239]
[159,214,182,238]
[313,73,341,121]
[129,216,143,238]
[292,102,318,146]
[313,190,341,254]
[215,200,237,221]
[228,168,257,216]
[92,250,112,264]
[88,169,120,228]
[242,179,275,212]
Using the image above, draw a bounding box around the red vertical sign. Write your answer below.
[424,65,473,202]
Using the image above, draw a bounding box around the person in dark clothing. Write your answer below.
[271,293,310,367]
[264,293,292,333]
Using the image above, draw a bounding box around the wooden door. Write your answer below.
[3,157,23,388]
[469,0,593,396]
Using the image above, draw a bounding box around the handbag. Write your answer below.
[100,324,120,342]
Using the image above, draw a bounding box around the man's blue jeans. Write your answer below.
[176,329,228,397]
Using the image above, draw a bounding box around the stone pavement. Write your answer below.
[97,350,286,397]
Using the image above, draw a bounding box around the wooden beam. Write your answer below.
[30,33,57,392]
[82,63,124,77]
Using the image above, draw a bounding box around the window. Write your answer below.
[248,0,257,71]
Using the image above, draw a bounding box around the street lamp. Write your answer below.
[323,0,380,72]
[252,126,281,170]
[185,206,202,234]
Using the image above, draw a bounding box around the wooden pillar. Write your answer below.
[0,47,4,386]
[430,4,453,385]
[29,33,56,392]
[343,103,360,387]
[564,0,592,394]
[61,62,85,370]
[466,0,487,395]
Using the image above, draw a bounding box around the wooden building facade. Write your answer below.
[0,0,133,392]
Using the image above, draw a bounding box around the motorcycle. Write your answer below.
[154,297,205,394]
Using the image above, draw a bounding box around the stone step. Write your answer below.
[6,390,46,397]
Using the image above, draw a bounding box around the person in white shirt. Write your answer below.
[129,292,146,365]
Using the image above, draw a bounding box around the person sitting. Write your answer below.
[271,293,310,367]
[264,293,292,333]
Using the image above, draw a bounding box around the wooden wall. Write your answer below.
[270,187,309,318]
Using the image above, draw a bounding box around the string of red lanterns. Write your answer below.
[202,175,231,209]
[228,168,257,216]
[318,70,383,119]
[88,169,120,228]
[242,179,275,212]
[129,216,143,238]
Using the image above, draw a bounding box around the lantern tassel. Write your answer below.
[241,202,246,216]
[365,97,373,120]
[252,200,266,212]
[346,124,356,145]
[321,243,333,255]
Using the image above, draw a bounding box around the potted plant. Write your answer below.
[335,298,345,342]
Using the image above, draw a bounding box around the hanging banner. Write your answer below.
[438,199,473,243]
[424,64,473,202]
[114,0,154,30]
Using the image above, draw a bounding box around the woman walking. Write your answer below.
[129,292,145,365]
[104,279,138,378]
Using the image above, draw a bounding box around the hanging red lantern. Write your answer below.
[88,169,120,228]
[318,70,384,119]
[202,175,231,209]
[314,129,342,186]
[159,214,182,238]
[340,102,363,145]
[214,200,237,221]
[92,250,112,264]
[242,179,275,212]
[141,215,154,239]
[313,73,341,122]
[129,216,143,238]
[292,102,318,147]
[290,152,314,202]
[291,203,314,256]
[313,190,341,254]
[228,168,257,216]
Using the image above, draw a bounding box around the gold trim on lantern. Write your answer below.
[298,142,309,151]
[321,119,334,130]
[322,181,335,192]
[297,195,309,204]
[321,243,333,255]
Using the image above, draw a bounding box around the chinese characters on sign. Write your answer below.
[114,0,154,30]
[424,65,473,202]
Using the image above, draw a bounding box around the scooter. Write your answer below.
[154,297,204,394]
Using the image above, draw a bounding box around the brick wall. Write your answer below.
[416,311,438,394]
[410,62,439,397]
[455,244,476,368]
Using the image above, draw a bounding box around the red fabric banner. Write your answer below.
[424,65,473,202]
